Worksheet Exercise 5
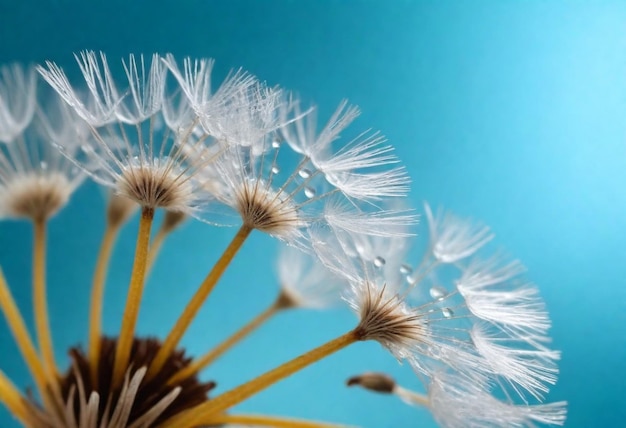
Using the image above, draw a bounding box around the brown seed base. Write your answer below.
[57,336,216,426]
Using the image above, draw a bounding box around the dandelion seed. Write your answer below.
[346,372,429,407]
[0,74,85,221]
[38,52,214,215]
[280,100,410,202]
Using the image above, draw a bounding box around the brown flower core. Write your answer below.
[50,336,215,426]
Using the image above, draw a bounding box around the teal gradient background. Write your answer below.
[0,1,625,427]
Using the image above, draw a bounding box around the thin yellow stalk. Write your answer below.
[87,221,122,387]
[164,330,359,427]
[167,296,282,386]
[145,227,167,274]
[146,224,252,381]
[201,413,351,428]
[146,210,187,274]
[112,206,155,388]
[0,269,48,397]
[32,218,56,379]
[0,370,29,424]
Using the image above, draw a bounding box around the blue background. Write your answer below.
[0,1,625,427]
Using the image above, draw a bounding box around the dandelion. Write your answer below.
[0,52,565,428]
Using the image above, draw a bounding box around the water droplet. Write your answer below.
[399,264,413,275]
[271,166,280,174]
[354,244,365,256]
[373,256,386,268]
[272,140,281,149]
[304,186,316,198]
[429,286,447,301]
[298,168,312,179]
[441,308,454,318]
[39,161,48,170]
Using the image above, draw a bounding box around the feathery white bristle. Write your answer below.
[425,201,494,263]
[118,54,167,124]
[471,323,560,401]
[0,63,37,143]
[428,373,567,428]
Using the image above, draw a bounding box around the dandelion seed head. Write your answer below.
[234,178,302,237]
[352,282,429,354]
[0,172,74,220]
[116,161,195,211]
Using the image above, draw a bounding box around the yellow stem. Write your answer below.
[167,297,281,386]
[201,413,351,428]
[87,221,122,387]
[112,207,155,388]
[0,370,29,424]
[146,226,168,275]
[146,224,252,381]
[33,218,57,380]
[0,269,48,398]
[165,330,359,427]
[146,210,187,275]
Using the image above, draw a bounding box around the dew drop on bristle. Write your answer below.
[399,264,412,275]
[272,140,281,149]
[304,186,316,198]
[298,168,312,179]
[271,166,280,174]
[429,286,447,301]
[373,256,386,268]
[441,307,454,318]
[355,243,365,255]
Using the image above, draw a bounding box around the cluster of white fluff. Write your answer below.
[0,52,565,427]
[311,201,566,426]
